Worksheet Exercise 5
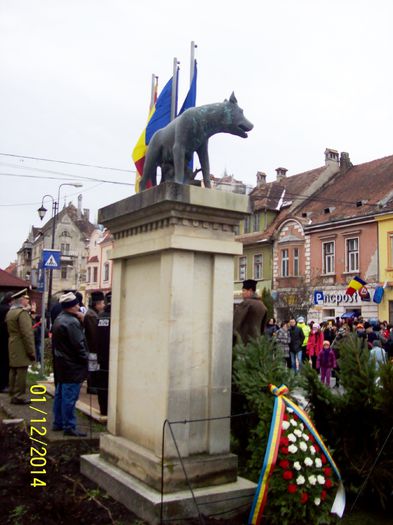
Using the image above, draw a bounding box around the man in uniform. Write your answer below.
[233,279,267,344]
[5,289,35,404]
[84,291,105,393]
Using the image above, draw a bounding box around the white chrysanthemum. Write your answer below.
[296,475,305,485]
[299,441,307,452]
[315,458,322,468]
[290,418,297,427]
[310,445,316,455]
[302,433,309,441]
[304,457,313,467]
[288,433,297,443]
[282,421,290,430]
[294,461,302,471]
[314,497,321,506]
[287,407,294,413]
[294,429,302,437]
[299,422,304,430]
[288,444,298,454]
[308,474,317,485]
[317,475,326,485]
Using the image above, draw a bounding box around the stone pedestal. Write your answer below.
[81,183,255,523]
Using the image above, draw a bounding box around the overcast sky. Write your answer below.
[1,0,393,268]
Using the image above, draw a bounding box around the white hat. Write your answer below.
[59,292,79,309]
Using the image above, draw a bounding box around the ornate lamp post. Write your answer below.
[37,183,82,319]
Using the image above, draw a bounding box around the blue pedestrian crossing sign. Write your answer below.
[42,249,62,269]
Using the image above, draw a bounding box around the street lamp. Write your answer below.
[37,183,83,319]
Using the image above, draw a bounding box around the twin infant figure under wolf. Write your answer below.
[139,92,254,190]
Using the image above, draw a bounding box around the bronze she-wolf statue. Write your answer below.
[140,92,253,190]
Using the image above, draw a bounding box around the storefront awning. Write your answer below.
[341,310,361,319]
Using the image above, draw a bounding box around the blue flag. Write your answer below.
[145,74,177,144]
[179,60,197,115]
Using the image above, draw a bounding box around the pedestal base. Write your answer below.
[81,453,256,525]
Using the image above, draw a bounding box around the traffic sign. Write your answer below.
[42,249,61,269]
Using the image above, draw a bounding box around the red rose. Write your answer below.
[279,459,290,470]
[309,434,316,443]
[280,446,289,455]
[321,454,327,465]
[325,478,333,489]
[283,470,294,480]
[321,490,327,501]
[300,492,309,504]
[283,413,289,421]
[324,467,332,477]
[287,483,297,494]
[280,436,289,447]
[314,444,321,453]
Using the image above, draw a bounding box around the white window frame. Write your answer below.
[239,256,247,281]
[346,237,359,273]
[322,241,335,274]
[93,266,98,283]
[281,249,289,277]
[253,254,263,280]
[253,213,259,232]
[103,262,110,282]
[293,247,300,276]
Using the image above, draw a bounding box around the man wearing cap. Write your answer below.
[233,280,267,344]
[0,293,14,392]
[5,289,35,404]
[52,292,89,436]
[297,316,310,364]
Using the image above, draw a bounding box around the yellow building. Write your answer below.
[376,213,393,322]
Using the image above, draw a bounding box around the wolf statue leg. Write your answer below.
[140,135,161,190]
[197,142,211,188]
[173,142,186,184]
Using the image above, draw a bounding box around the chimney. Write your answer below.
[340,151,353,173]
[83,209,90,222]
[324,148,339,166]
[256,171,267,188]
[275,167,288,182]
[77,194,82,219]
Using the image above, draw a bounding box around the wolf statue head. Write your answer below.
[222,92,254,138]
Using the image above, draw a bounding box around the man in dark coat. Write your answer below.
[0,293,13,392]
[52,292,88,436]
[84,291,105,394]
[288,318,305,372]
[5,289,35,403]
[233,280,267,344]
[95,292,111,416]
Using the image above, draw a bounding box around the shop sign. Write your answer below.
[314,289,362,306]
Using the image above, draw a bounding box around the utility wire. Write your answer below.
[0,171,133,186]
[0,152,135,173]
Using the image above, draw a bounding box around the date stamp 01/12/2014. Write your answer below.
[29,384,48,487]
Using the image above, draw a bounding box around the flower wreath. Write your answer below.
[248,384,345,525]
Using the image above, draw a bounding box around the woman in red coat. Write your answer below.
[306,323,324,369]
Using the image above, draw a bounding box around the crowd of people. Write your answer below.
[0,288,111,437]
[233,280,393,388]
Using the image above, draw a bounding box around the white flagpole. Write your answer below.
[190,41,197,84]
[149,74,157,111]
[171,57,179,121]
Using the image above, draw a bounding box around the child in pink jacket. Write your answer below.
[306,323,324,369]
[317,340,337,387]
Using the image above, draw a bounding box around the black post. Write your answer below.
[46,200,58,324]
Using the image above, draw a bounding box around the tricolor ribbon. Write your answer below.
[248,384,345,524]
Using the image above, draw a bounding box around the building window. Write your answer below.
[87,267,91,283]
[323,241,335,274]
[93,267,98,283]
[281,249,289,277]
[239,256,247,281]
[61,266,67,279]
[254,254,263,280]
[61,243,70,254]
[103,262,110,282]
[253,213,260,232]
[244,217,250,234]
[293,247,300,276]
[346,237,359,272]
[389,233,393,268]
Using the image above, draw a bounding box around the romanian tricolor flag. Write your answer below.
[132,75,174,193]
[346,276,367,296]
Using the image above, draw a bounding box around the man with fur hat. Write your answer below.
[52,292,88,436]
[5,289,35,404]
[233,279,267,344]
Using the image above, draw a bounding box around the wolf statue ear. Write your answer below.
[229,92,237,104]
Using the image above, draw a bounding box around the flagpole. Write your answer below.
[190,41,197,84]
[171,57,179,121]
[150,74,158,111]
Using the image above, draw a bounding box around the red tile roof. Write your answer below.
[0,268,30,288]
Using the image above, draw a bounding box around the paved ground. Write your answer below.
[0,379,106,442]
